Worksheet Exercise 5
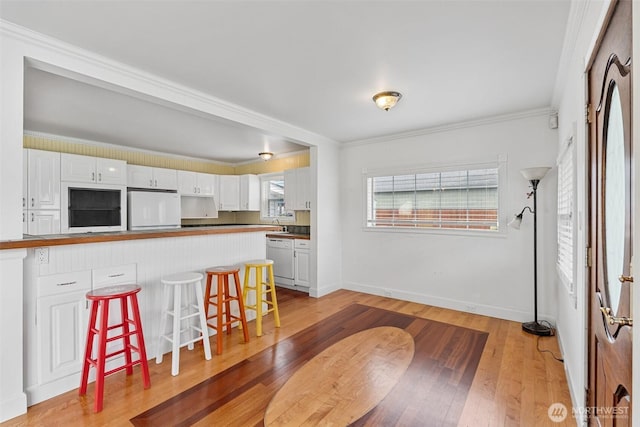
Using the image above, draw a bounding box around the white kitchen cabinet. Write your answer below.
[26,149,61,210]
[27,210,61,235]
[294,239,311,288]
[239,174,260,211]
[218,175,240,210]
[128,165,178,190]
[284,167,311,211]
[36,271,92,384]
[177,171,218,196]
[61,153,126,185]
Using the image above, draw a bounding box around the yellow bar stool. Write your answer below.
[241,259,281,337]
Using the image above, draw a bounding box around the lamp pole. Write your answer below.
[522,178,551,336]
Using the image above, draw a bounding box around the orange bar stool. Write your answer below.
[241,259,281,337]
[204,266,250,354]
[156,272,212,376]
[79,284,150,413]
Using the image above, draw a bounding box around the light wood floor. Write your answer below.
[4,289,573,427]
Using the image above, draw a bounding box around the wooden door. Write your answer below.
[587,1,633,425]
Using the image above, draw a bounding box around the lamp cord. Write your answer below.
[535,320,564,363]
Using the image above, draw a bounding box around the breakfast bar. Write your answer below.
[6,225,281,406]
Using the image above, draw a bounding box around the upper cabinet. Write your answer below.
[61,153,126,185]
[284,167,311,211]
[177,171,217,196]
[218,175,240,211]
[128,165,178,190]
[239,174,260,211]
[24,149,61,210]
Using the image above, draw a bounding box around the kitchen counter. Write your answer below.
[266,232,311,240]
[0,225,282,250]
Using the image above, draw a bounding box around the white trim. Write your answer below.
[344,108,551,147]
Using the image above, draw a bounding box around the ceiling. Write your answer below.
[1,1,571,164]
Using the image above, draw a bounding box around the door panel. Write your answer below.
[587,1,633,425]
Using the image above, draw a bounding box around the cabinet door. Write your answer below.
[177,170,198,195]
[295,167,311,210]
[96,158,127,185]
[197,173,217,196]
[37,291,90,383]
[61,153,96,183]
[240,174,260,211]
[127,165,154,189]
[28,210,61,235]
[218,175,240,210]
[28,150,61,210]
[23,150,28,209]
[294,248,311,287]
[153,168,178,190]
[284,169,296,211]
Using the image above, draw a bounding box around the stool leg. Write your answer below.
[204,272,213,332]
[120,296,133,376]
[216,276,224,355]
[156,284,170,365]
[171,284,182,376]
[194,279,212,360]
[129,293,150,389]
[223,275,232,335]
[94,299,110,412]
[186,284,195,351]
[267,265,281,328]
[80,300,99,396]
[234,271,250,343]
[255,266,263,337]
[239,266,251,331]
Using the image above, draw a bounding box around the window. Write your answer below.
[557,137,575,295]
[260,173,293,221]
[365,163,501,232]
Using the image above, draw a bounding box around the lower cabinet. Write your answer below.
[294,239,311,288]
[36,271,91,385]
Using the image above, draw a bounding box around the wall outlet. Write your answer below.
[35,248,49,265]
[383,289,392,297]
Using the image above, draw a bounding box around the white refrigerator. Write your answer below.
[127,190,181,230]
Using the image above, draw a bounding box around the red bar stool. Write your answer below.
[204,266,250,355]
[79,284,150,413]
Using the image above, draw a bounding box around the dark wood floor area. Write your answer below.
[4,288,573,426]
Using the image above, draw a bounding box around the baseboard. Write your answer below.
[311,281,341,298]
[0,392,27,423]
[556,329,587,427]
[342,281,556,324]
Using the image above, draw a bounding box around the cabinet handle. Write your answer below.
[31,198,34,208]
[56,281,77,287]
[197,187,201,193]
[194,186,197,193]
[108,273,125,278]
[31,212,34,222]
[150,179,154,186]
[98,173,102,182]
[22,197,25,208]
[91,172,95,181]
[155,179,158,187]
[23,212,25,223]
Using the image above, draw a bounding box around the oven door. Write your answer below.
[61,182,127,233]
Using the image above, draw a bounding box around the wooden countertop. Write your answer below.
[0,225,282,250]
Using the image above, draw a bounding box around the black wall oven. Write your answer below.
[61,182,127,233]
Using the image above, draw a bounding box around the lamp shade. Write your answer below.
[372,91,402,111]
[508,214,523,230]
[520,167,551,181]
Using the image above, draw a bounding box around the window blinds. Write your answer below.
[557,138,575,293]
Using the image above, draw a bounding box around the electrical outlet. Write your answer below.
[383,289,392,297]
[35,248,49,265]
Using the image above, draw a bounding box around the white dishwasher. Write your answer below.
[266,237,294,288]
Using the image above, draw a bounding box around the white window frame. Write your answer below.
[557,136,576,296]
[362,158,507,236]
[260,172,294,222]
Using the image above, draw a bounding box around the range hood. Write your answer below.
[180,195,219,219]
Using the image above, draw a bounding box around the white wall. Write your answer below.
[340,112,558,322]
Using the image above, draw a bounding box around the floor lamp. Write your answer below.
[509,167,552,336]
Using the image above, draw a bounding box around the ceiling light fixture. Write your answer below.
[372,91,402,111]
[258,152,274,161]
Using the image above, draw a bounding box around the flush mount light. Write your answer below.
[372,91,402,111]
[258,152,274,161]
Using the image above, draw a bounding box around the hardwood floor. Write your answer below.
[4,289,573,426]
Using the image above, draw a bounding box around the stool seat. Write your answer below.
[241,259,280,337]
[204,266,249,355]
[161,271,203,285]
[79,283,150,413]
[156,271,211,376]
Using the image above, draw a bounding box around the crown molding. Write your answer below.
[1,19,338,148]
[344,107,552,148]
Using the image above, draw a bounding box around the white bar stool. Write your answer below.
[156,271,212,376]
